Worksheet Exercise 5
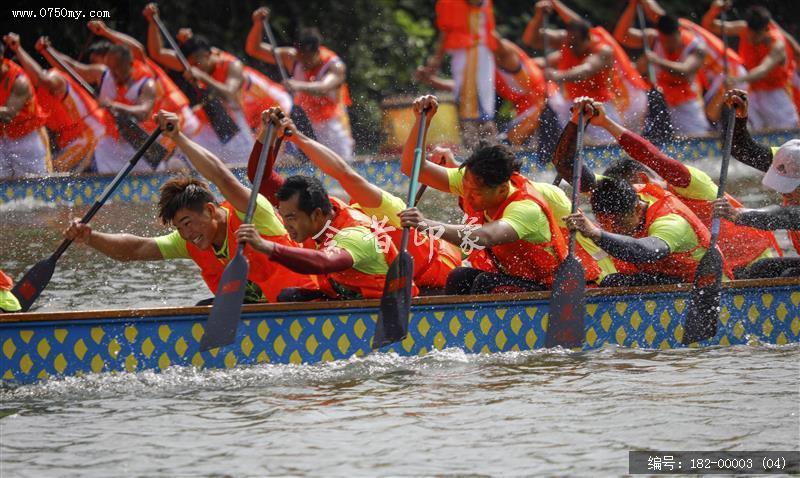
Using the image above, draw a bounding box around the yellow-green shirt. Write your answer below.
[358,190,407,229]
[322,225,389,276]
[0,289,21,313]
[638,191,705,261]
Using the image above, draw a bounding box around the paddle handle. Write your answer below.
[262,19,291,84]
[568,109,585,255]
[720,9,729,81]
[45,47,96,97]
[244,122,279,225]
[153,14,193,73]
[636,5,658,86]
[710,105,736,246]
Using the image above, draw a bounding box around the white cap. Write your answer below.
[763,139,800,194]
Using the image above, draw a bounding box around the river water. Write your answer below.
[1,173,799,476]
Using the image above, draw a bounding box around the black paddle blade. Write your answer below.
[643,88,675,147]
[290,106,317,141]
[682,248,723,344]
[199,253,249,351]
[546,256,586,348]
[373,251,413,349]
[10,255,58,312]
[536,103,561,166]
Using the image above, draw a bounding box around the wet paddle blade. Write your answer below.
[643,88,675,147]
[199,252,249,351]
[536,103,561,165]
[682,247,722,344]
[546,255,586,349]
[290,105,317,141]
[373,251,413,349]
[11,255,57,312]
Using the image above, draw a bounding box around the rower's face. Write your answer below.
[462,170,508,212]
[89,52,106,65]
[172,204,218,250]
[105,53,131,85]
[278,194,321,243]
[661,32,681,52]
[188,50,212,73]
[748,29,768,45]
[297,49,319,70]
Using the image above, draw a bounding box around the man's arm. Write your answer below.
[551,117,598,193]
[647,47,705,77]
[143,3,184,71]
[550,47,613,82]
[42,43,105,85]
[613,0,647,49]
[88,20,146,60]
[701,0,747,36]
[565,210,671,263]
[522,2,565,50]
[190,60,243,104]
[156,111,252,212]
[399,208,520,249]
[401,95,451,192]
[108,79,156,121]
[3,34,65,95]
[737,40,787,84]
[732,205,800,231]
[0,76,32,123]
[287,61,345,96]
[63,220,163,261]
[245,7,297,72]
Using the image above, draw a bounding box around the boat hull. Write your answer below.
[2,278,798,385]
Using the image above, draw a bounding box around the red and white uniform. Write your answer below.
[495,42,549,145]
[0,59,50,178]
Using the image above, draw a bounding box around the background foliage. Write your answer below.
[4,0,798,152]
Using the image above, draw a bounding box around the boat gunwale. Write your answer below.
[2,277,798,325]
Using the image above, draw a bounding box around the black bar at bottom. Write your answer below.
[629,451,799,474]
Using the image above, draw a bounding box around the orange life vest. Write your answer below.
[672,189,782,270]
[0,270,12,291]
[0,59,47,139]
[292,46,352,124]
[303,197,411,300]
[592,27,649,114]
[98,61,154,138]
[495,42,546,114]
[143,58,191,120]
[739,22,793,91]
[435,0,498,52]
[37,70,105,148]
[186,201,311,303]
[615,184,734,281]
[463,173,599,286]
[652,27,705,107]
[558,32,613,102]
[386,224,462,289]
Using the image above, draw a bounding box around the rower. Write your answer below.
[614,0,712,136]
[0,40,49,179]
[41,39,159,174]
[249,108,461,294]
[523,0,648,142]
[236,116,411,301]
[552,96,781,280]
[702,2,799,130]
[62,110,311,304]
[3,33,105,174]
[0,271,21,313]
[396,95,599,295]
[246,7,355,161]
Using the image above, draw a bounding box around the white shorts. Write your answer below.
[747,88,800,131]
[449,45,496,121]
[0,127,50,179]
[312,115,355,162]
[670,98,712,137]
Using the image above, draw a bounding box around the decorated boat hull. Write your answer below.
[2,278,798,385]
[2,131,796,206]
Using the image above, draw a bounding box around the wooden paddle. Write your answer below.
[44,46,168,169]
[11,128,167,312]
[373,109,429,348]
[682,105,736,344]
[546,108,586,349]
[637,4,675,146]
[261,17,317,141]
[199,119,280,351]
[152,12,240,144]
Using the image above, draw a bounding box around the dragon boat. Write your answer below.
[2,277,798,385]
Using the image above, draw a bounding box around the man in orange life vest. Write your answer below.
[523,0,648,144]
[4,32,107,174]
[719,89,800,278]
[41,39,158,174]
[553,97,781,281]
[62,110,310,305]
[246,7,354,162]
[0,40,49,179]
[247,108,461,294]
[236,115,407,302]
[615,1,712,136]
[395,95,599,294]
[703,2,799,131]
[423,0,499,147]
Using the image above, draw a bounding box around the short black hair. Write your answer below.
[745,6,771,33]
[567,20,592,42]
[276,175,332,216]
[460,141,521,188]
[590,178,638,216]
[87,40,112,57]
[158,177,217,225]
[602,157,646,183]
[180,35,211,58]
[106,44,133,64]
[294,28,322,54]
[656,14,680,35]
